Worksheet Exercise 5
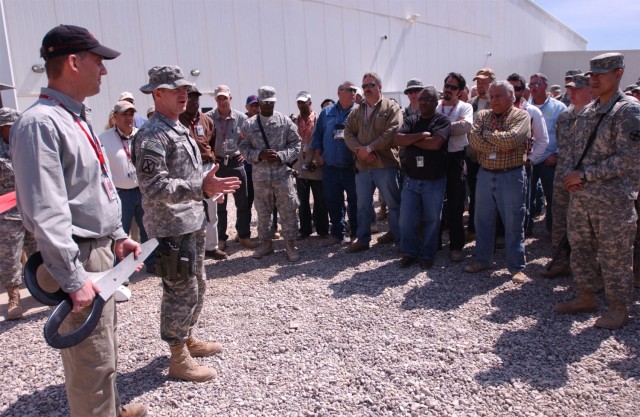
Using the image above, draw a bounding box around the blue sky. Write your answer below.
[534,0,640,51]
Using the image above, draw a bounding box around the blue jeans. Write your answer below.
[323,165,358,239]
[400,176,446,260]
[118,187,154,268]
[355,168,401,244]
[474,167,526,272]
[529,161,555,232]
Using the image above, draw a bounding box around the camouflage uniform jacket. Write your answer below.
[555,105,579,179]
[564,90,640,201]
[239,111,301,182]
[0,140,19,221]
[133,112,206,238]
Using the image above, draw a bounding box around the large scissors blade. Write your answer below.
[93,238,158,301]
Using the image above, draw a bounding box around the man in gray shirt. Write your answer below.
[11,25,145,417]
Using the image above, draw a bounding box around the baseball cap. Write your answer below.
[565,74,590,89]
[246,95,259,105]
[585,52,625,76]
[403,78,424,94]
[0,107,20,126]
[146,106,155,116]
[632,85,640,93]
[188,86,202,96]
[473,68,496,81]
[296,91,311,102]
[258,86,277,102]
[214,85,231,97]
[119,91,134,101]
[139,65,194,94]
[113,101,136,113]
[40,24,120,61]
[550,85,562,93]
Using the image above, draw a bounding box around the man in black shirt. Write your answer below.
[396,86,451,269]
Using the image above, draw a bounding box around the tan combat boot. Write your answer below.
[168,342,216,382]
[253,239,274,259]
[118,403,148,417]
[186,335,223,357]
[239,237,258,249]
[540,263,571,279]
[285,240,300,262]
[554,289,597,314]
[594,303,629,329]
[6,285,23,320]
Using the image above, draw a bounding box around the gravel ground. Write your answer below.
[1,207,639,417]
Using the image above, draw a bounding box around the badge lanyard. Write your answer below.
[40,94,118,200]
[116,129,137,181]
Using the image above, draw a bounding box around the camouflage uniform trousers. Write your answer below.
[159,228,207,345]
[254,174,299,241]
[550,176,570,267]
[568,197,637,304]
[0,219,36,287]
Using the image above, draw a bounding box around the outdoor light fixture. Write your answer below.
[31,64,45,73]
[190,69,200,76]
[406,13,420,24]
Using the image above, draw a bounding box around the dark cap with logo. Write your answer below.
[40,24,120,61]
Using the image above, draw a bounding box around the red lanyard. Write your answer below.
[40,94,108,174]
[440,102,457,118]
[116,129,132,160]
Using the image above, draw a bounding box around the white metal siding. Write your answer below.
[0,0,588,123]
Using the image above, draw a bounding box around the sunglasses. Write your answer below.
[513,85,524,92]
[361,82,378,89]
[259,101,275,106]
[529,81,543,87]
[339,87,357,93]
[443,83,460,91]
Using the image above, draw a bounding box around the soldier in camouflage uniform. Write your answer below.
[542,74,592,279]
[0,107,36,320]
[555,53,640,329]
[239,86,301,262]
[134,66,241,382]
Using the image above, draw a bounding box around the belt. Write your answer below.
[216,155,240,165]
[482,165,523,174]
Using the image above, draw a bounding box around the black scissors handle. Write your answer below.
[24,251,105,349]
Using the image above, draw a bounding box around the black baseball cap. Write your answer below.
[40,24,120,61]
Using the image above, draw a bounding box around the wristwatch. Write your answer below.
[366,145,373,154]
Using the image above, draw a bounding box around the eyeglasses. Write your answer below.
[529,81,543,87]
[259,101,275,106]
[361,83,378,89]
[339,87,357,93]
[443,83,460,91]
[513,85,524,92]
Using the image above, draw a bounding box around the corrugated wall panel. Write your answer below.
[1,0,591,121]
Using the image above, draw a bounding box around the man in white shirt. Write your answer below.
[100,100,154,273]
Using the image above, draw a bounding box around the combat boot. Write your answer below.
[186,336,223,357]
[594,303,629,329]
[253,239,274,259]
[168,342,216,382]
[239,238,258,249]
[554,289,597,314]
[285,240,300,262]
[6,285,23,320]
[540,263,571,279]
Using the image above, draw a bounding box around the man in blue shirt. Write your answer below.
[312,81,359,246]
[529,73,567,233]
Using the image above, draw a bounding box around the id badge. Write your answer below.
[224,139,235,152]
[102,173,118,201]
[128,168,138,183]
[416,156,424,168]
[334,124,345,140]
[196,125,204,136]
[489,152,497,160]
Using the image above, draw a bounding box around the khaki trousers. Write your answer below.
[58,237,119,417]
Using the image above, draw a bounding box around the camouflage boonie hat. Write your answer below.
[403,78,424,94]
[585,53,624,76]
[565,74,590,89]
[0,107,20,126]
[258,86,277,102]
[139,65,194,94]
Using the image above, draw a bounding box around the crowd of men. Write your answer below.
[1,23,639,417]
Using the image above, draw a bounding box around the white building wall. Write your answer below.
[0,0,587,123]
